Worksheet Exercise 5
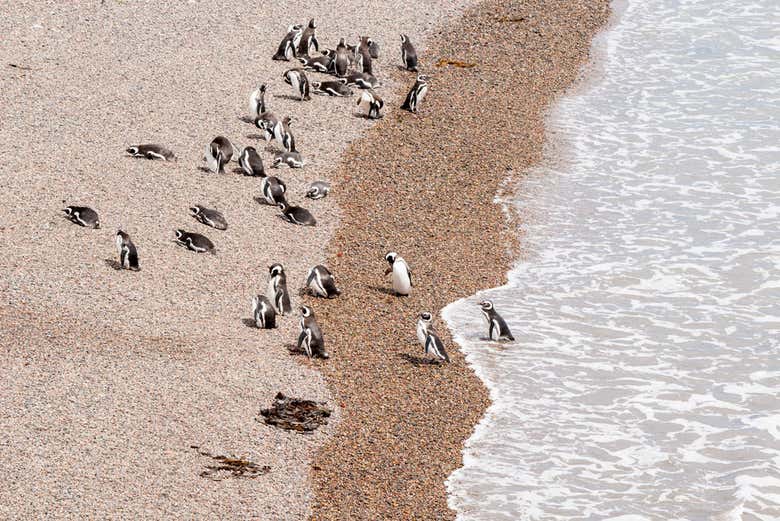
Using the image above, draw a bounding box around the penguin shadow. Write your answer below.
[238,116,255,124]
[352,111,383,120]
[368,285,397,296]
[197,166,213,174]
[245,134,265,140]
[399,353,442,367]
[253,196,276,206]
[104,258,122,271]
[273,94,305,101]
[241,318,258,329]
[285,342,308,357]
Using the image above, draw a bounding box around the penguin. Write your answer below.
[272,151,305,168]
[384,252,412,296]
[416,311,436,347]
[272,24,303,61]
[368,39,380,59]
[357,90,384,119]
[306,265,341,298]
[355,36,374,75]
[345,71,378,89]
[267,263,292,315]
[239,146,265,177]
[479,300,515,341]
[311,80,353,97]
[205,136,234,174]
[126,144,175,161]
[297,18,319,56]
[305,181,330,199]
[252,294,277,329]
[116,230,140,271]
[258,176,287,205]
[333,38,350,77]
[297,305,329,359]
[298,55,332,73]
[189,205,228,231]
[249,84,267,120]
[278,200,316,226]
[255,112,279,142]
[283,68,311,101]
[63,206,99,228]
[400,34,418,71]
[424,330,450,364]
[272,116,296,152]
[174,229,215,254]
[401,74,429,114]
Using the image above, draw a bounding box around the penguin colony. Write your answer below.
[61,22,512,365]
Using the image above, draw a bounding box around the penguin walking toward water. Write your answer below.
[401,74,429,114]
[400,34,418,71]
[479,300,514,341]
[305,181,330,199]
[357,90,384,119]
[385,252,412,296]
[239,146,265,177]
[267,264,292,315]
[126,144,175,161]
[416,311,449,363]
[174,229,215,254]
[273,24,303,61]
[333,38,350,77]
[63,206,99,228]
[297,305,329,359]
[416,311,435,346]
[278,200,316,226]
[299,55,332,73]
[252,295,277,329]
[306,265,341,298]
[249,85,267,120]
[258,176,287,205]
[205,136,235,174]
[283,68,311,101]
[272,151,305,168]
[189,205,227,231]
[297,19,319,56]
[116,230,140,271]
[311,80,353,97]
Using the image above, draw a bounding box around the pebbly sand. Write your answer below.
[0,0,476,518]
[308,0,610,519]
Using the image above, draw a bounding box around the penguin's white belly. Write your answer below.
[392,265,411,295]
[266,278,277,302]
[416,324,427,347]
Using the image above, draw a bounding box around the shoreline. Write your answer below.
[310,0,611,518]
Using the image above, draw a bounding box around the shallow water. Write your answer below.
[445,0,780,519]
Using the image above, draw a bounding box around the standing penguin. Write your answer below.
[278,200,316,226]
[400,34,418,71]
[249,85,267,120]
[267,264,292,315]
[297,19,319,56]
[272,24,303,61]
[333,38,350,77]
[416,311,436,347]
[174,229,215,254]
[306,265,341,298]
[401,74,429,114]
[273,116,296,152]
[189,205,228,231]
[297,305,329,359]
[283,68,311,101]
[63,206,100,228]
[239,146,265,177]
[357,90,384,119]
[384,252,412,296]
[252,294,277,329]
[205,136,234,174]
[255,112,279,142]
[478,300,515,341]
[258,176,287,205]
[355,36,374,75]
[116,230,140,271]
[424,329,450,364]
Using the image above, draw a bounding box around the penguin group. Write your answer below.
[60,20,505,368]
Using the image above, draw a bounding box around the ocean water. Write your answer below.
[444,0,780,520]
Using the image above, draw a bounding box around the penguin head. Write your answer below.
[244,146,256,154]
[174,229,185,241]
[417,74,430,83]
[419,311,432,323]
[269,264,284,276]
[283,116,293,126]
[260,83,267,93]
[277,200,289,212]
[385,252,397,265]
[63,206,74,216]
[189,206,202,217]
[308,18,316,29]
[311,81,321,90]
[400,34,408,43]
[300,305,313,318]
[479,300,494,311]
[126,146,139,155]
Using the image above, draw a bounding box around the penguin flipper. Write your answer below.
[311,36,319,52]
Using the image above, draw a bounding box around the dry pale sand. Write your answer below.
[0,0,474,518]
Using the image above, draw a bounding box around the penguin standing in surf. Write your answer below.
[306,265,341,298]
[283,68,311,101]
[297,305,329,359]
[63,206,100,228]
[400,34,418,71]
[297,19,319,56]
[273,25,303,61]
[401,74,429,114]
[267,264,292,315]
[252,295,277,329]
[478,300,514,341]
[385,252,412,296]
[116,230,140,271]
